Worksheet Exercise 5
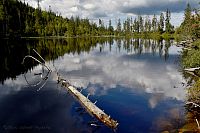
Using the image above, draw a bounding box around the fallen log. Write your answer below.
[58,76,119,129]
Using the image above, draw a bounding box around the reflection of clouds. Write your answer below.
[54,44,186,102]
[149,94,163,109]
[0,65,51,96]
[0,75,26,96]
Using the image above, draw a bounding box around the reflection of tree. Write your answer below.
[159,40,163,58]
[0,37,171,84]
[163,39,171,61]
[116,38,121,53]
[0,39,29,84]
[151,108,185,132]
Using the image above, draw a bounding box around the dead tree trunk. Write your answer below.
[58,76,119,129]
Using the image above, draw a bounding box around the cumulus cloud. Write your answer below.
[22,0,199,26]
[25,0,199,17]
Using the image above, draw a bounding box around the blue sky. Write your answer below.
[24,0,199,27]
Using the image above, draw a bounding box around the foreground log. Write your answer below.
[58,76,119,129]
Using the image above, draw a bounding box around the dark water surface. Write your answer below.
[0,38,186,133]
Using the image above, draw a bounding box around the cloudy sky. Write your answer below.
[24,0,199,26]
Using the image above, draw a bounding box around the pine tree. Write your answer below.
[184,3,192,24]
[152,14,157,32]
[126,18,131,34]
[165,9,171,33]
[116,18,122,34]
[133,18,139,33]
[108,19,114,35]
[139,16,144,32]
[159,12,164,33]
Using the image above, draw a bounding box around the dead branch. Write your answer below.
[58,76,119,129]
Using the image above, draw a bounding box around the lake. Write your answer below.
[0,37,187,133]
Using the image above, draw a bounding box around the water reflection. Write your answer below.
[0,80,91,133]
[56,40,185,102]
[0,37,187,133]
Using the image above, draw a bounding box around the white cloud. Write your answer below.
[83,3,96,10]
[22,0,199,26]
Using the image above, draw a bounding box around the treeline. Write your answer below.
[0,0,174,38]
[176,3,200,40]
[0,0,102,37]
[115,9,174,36]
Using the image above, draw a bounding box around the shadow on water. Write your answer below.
[0,37,189,133]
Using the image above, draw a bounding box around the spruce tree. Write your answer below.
[152,14,157,32]
[116,18,121,35]
[184,3,192,24]
[165,9,171,33]
[159,12,164,33]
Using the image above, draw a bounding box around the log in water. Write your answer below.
[58,76,119,129]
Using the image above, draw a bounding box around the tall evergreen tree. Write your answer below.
[133,18,139,33]
[116,18,122,34]
[159,12,164,33]
[184,3,192,24]
[126,18,131,34]
[108,19,114,35]
[152,14,157,32]
[165,9,172,33]
[139,16,144,32]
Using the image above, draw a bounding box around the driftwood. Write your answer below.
[184,67,200,72]
[22,49,119,129]
[58,76,119,129]
[184,67,200,78]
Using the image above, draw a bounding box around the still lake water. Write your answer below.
[0,38,187,133]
